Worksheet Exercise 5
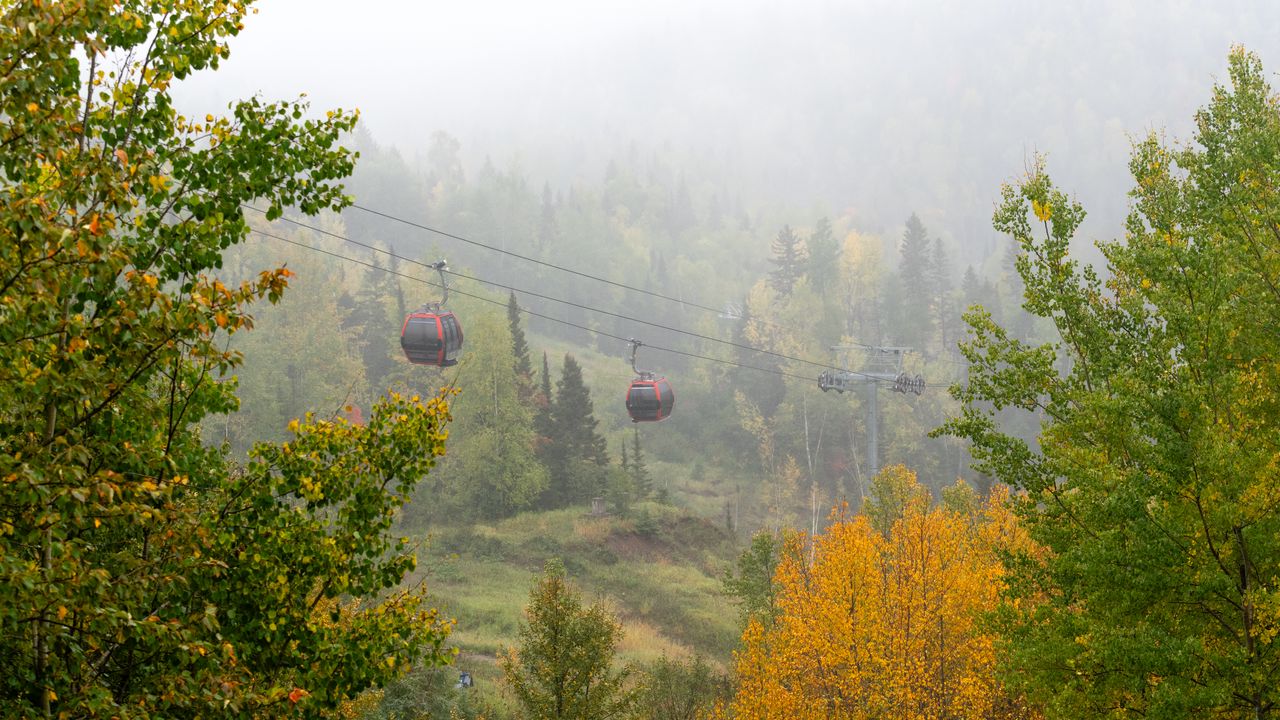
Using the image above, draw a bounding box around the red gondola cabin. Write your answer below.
[626,376,674,423]
[400,310,463,367]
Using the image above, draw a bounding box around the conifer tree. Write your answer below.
[537,182,559,250]
[542,354,608,506]
[929,237,956,350]
[1000,238,1034,340]
[345,254,398,395]
[805,217,840,295]
[630,428,652,500]
[507,292,535,402]
[534,350,556,452]
[891,213,935,347]
[961,266,1001,321]
[768,225,807,295]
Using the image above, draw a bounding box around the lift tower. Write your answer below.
[818,345,924,478]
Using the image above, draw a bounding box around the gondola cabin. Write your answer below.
[626,376,674,423]
[400,310,463,367]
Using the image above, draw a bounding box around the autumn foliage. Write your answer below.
[720,466,1036,720]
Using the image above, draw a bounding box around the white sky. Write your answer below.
[174,0,1280,248]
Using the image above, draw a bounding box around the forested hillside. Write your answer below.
[6,2,1280,719]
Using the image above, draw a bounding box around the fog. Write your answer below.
[177,0,1280,259]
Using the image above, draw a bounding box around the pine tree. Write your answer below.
[1001,238,1034,340]
[344,255,398,395]
[805,217,840,295]
[535,350,555,450]
[540,351,553,404]
[961,265,1001,321]
[768,225,807,295]
[554,354,608,465]
[893,213,935,347]
[508,292,535,402]
[537,182,559,250]
[630,428,652,501]
[542,354,608,507]
[388,245,407,321]
[929,237,955,351]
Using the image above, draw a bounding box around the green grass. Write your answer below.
[409,501,744,705]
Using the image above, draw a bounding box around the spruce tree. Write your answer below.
[554,354,608,466]
[537,182,559,250]
[768,225,807,295]
[929,237,955,351]
[1001,237,1034,340]
[893,213,935,347]
[630,428,652,501]
[535,350,555,448]
[542,354,608,506]
[805,217,840,295]
[508,292,535,402]
[344,255,398,395]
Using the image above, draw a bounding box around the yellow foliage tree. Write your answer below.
[719,466,1037,720]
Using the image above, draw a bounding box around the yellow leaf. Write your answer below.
[1032,199,1052,222]
[214,312,228,328]
[26,102,38,113]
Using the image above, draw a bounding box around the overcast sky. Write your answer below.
[175,1,1280,254]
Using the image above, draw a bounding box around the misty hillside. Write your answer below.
[8,3,1280,719]
[177,1,1280,260]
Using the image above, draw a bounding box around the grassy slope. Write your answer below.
[406,502,742,712]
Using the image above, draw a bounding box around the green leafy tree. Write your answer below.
[435,307,547,521]
[0,1,452,715]
[224,233,365,451]
[722,531,782,628]
[500,560,637,720]
[942,50,1280,719]
[864,463,932,536]
[370,664,491,720]
[635,655,727,720]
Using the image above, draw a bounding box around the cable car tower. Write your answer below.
[817,344,924,479]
